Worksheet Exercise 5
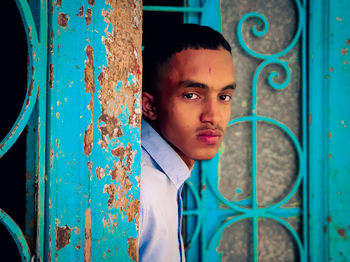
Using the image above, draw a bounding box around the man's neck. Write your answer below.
[146,119,195,170]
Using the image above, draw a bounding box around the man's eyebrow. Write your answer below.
[178,80,236,91]
[222,82,236,91]
[178,80,208,89]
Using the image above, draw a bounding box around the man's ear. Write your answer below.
[142,92,157,120]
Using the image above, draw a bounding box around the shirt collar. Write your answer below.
[141,119,191,189]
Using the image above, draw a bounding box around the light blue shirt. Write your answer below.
[139,120,191,262]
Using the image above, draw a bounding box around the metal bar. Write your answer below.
[0,209,31,262]
[143,6,203,12]
[301,0,308,261]
[0,0,40,157]
[183,0,201,24]
[36,0,48,260]
[200,161,207,262]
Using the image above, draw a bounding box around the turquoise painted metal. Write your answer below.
[0,0,47,261]
[309,0,350,261]
[0,209,31,261]
[202,1,307,261]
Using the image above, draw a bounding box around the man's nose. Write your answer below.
[200,98,221,125]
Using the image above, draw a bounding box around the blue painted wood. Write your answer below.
[309,0,350,261]
[44,1,142,261]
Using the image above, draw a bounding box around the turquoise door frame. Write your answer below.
[1,0,142,261]
[43,1,142,261]
[308,0,350,261]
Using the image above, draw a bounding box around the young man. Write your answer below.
[139,24,235,261]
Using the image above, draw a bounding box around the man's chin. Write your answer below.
[192,151,218,161]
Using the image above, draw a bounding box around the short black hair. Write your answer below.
[142,23,232,95]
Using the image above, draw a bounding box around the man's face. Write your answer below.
[152,48,235,167]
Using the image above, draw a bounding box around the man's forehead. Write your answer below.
[168,48,234,77]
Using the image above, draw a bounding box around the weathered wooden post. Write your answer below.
[1,0,142,261]
[45,0,142,261]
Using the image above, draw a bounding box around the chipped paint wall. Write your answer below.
[46,0,142,261]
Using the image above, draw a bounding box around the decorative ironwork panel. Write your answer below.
[183,0,307,261]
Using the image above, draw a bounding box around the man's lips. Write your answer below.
[197,130,222,144]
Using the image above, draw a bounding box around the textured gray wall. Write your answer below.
[217,0,302,261]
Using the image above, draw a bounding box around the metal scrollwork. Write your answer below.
[0,0,46,261]
[202,0,307,261]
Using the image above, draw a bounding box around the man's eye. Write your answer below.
[219,94,232,102]
[184,93,199,100]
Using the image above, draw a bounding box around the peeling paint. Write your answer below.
[87,161,93,180]
[85,8,92,25]
[28,26,33,42]
[76,238,81,250]
[337,228,346,239]
[341,48,349,56]
[50,31,55,54]
[97,0,142,149]
[84,124,93,156]
[309,114,312,125]
[103,183,117,208]
[50,142,54,169]
[58,12,69,28]
[95,2,142,259]
[336,16,343,22]
[49,64,54,89]
[55,224,72,251]
[96,166,105,179]
[127,237,138,261]
[55,0,62,7]
[84,208,91,262]
[84,45,95,156]
[88,0,95,5]
[77,6,84,17]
